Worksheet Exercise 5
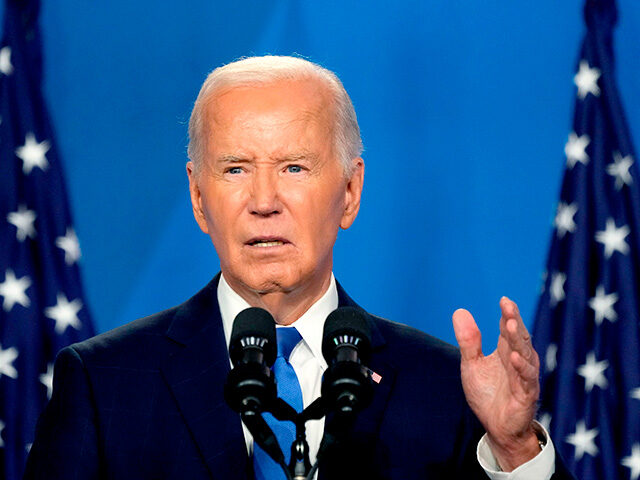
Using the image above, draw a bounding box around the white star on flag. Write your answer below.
[549,271,566,307]
[606,152,634,190]
[545,344,558,372]
[56,227,81,265]
[577,351,609,392]
[631,388,640,401]
[39,363,54,399]
[0,269,31,312]
[7,205,37,241]
[15,132,50,174]
[0,343,19,379]
[565,132,590,168]
[622,444,640,480]
[566,420,599,460]
[588,285,618,325]
[555,202,578,238]
[44,293,83,334]
[574,60,601,99]
[0,46,13,75]
[0,419,4,447]
[595,218,630,258]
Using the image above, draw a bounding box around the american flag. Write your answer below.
[532,1,640,479]
[0,1,95,478]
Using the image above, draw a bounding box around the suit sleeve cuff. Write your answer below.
[476,421,556,480]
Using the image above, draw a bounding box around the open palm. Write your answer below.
[452,297,541,471]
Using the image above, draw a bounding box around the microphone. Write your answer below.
[224,308,289,472]
[321,307,374,415]
[224,307,277,415]
[314,307,374,472]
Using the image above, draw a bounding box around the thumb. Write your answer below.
[452,308,483,362]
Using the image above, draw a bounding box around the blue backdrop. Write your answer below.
[6,1,638,351]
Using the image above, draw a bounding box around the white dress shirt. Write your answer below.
[217,273,555,479]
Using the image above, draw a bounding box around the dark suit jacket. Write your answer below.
[24,275,575,479]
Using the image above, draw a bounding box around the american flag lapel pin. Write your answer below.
[367,368,382,384]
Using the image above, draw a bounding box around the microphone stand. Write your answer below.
[292,397,327,479]
[265,397,328,480]
[290,416,311,480]
[264,385,367,480]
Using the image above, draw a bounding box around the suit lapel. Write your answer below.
[160,275,250,480]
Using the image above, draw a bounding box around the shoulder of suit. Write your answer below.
[64,304,181,364]
[368,313,461,374]
[64,277,220,365]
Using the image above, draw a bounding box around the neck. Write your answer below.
[224,272,333,326]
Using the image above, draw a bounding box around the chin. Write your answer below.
[237,265,299,294]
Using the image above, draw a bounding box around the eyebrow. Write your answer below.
[217,155,250,164]
[281,152,319,163]
[216,152,319,164]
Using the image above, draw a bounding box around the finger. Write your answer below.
[509,350,540,395]
[452,308,483,362]
[505,318,535,363]
[500,297,528,339]
[501,339,540,400]
[499,297,535,363]
[504,317,540,393]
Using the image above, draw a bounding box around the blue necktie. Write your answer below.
[253,327,303,480]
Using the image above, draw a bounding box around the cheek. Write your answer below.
[295,188,345,245]
[202,190,245,246]
[318,184,347,224]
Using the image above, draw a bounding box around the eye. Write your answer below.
[287,165,303,173]
[227,166,243,175]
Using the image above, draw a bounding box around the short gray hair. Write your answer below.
[187,55,363,176]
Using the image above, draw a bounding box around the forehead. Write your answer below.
[204,78,334,137]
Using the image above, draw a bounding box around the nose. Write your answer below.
[249,168,282,216]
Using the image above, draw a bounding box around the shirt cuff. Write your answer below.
[476,422,555,480]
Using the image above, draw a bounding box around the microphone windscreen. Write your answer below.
[230,307,277,365]
[322,307,372,363]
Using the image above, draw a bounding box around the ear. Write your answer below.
[186,161,210,234]
[340,157,365,230]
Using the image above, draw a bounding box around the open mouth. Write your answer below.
[250,240,284,247]
[246,237,289,248]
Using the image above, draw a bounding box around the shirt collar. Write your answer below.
[218,273,338,370]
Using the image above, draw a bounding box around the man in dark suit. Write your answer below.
[24,56,574,479]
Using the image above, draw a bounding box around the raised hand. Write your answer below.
[452,297,541,472]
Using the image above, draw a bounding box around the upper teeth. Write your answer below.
[254,241,283,247]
